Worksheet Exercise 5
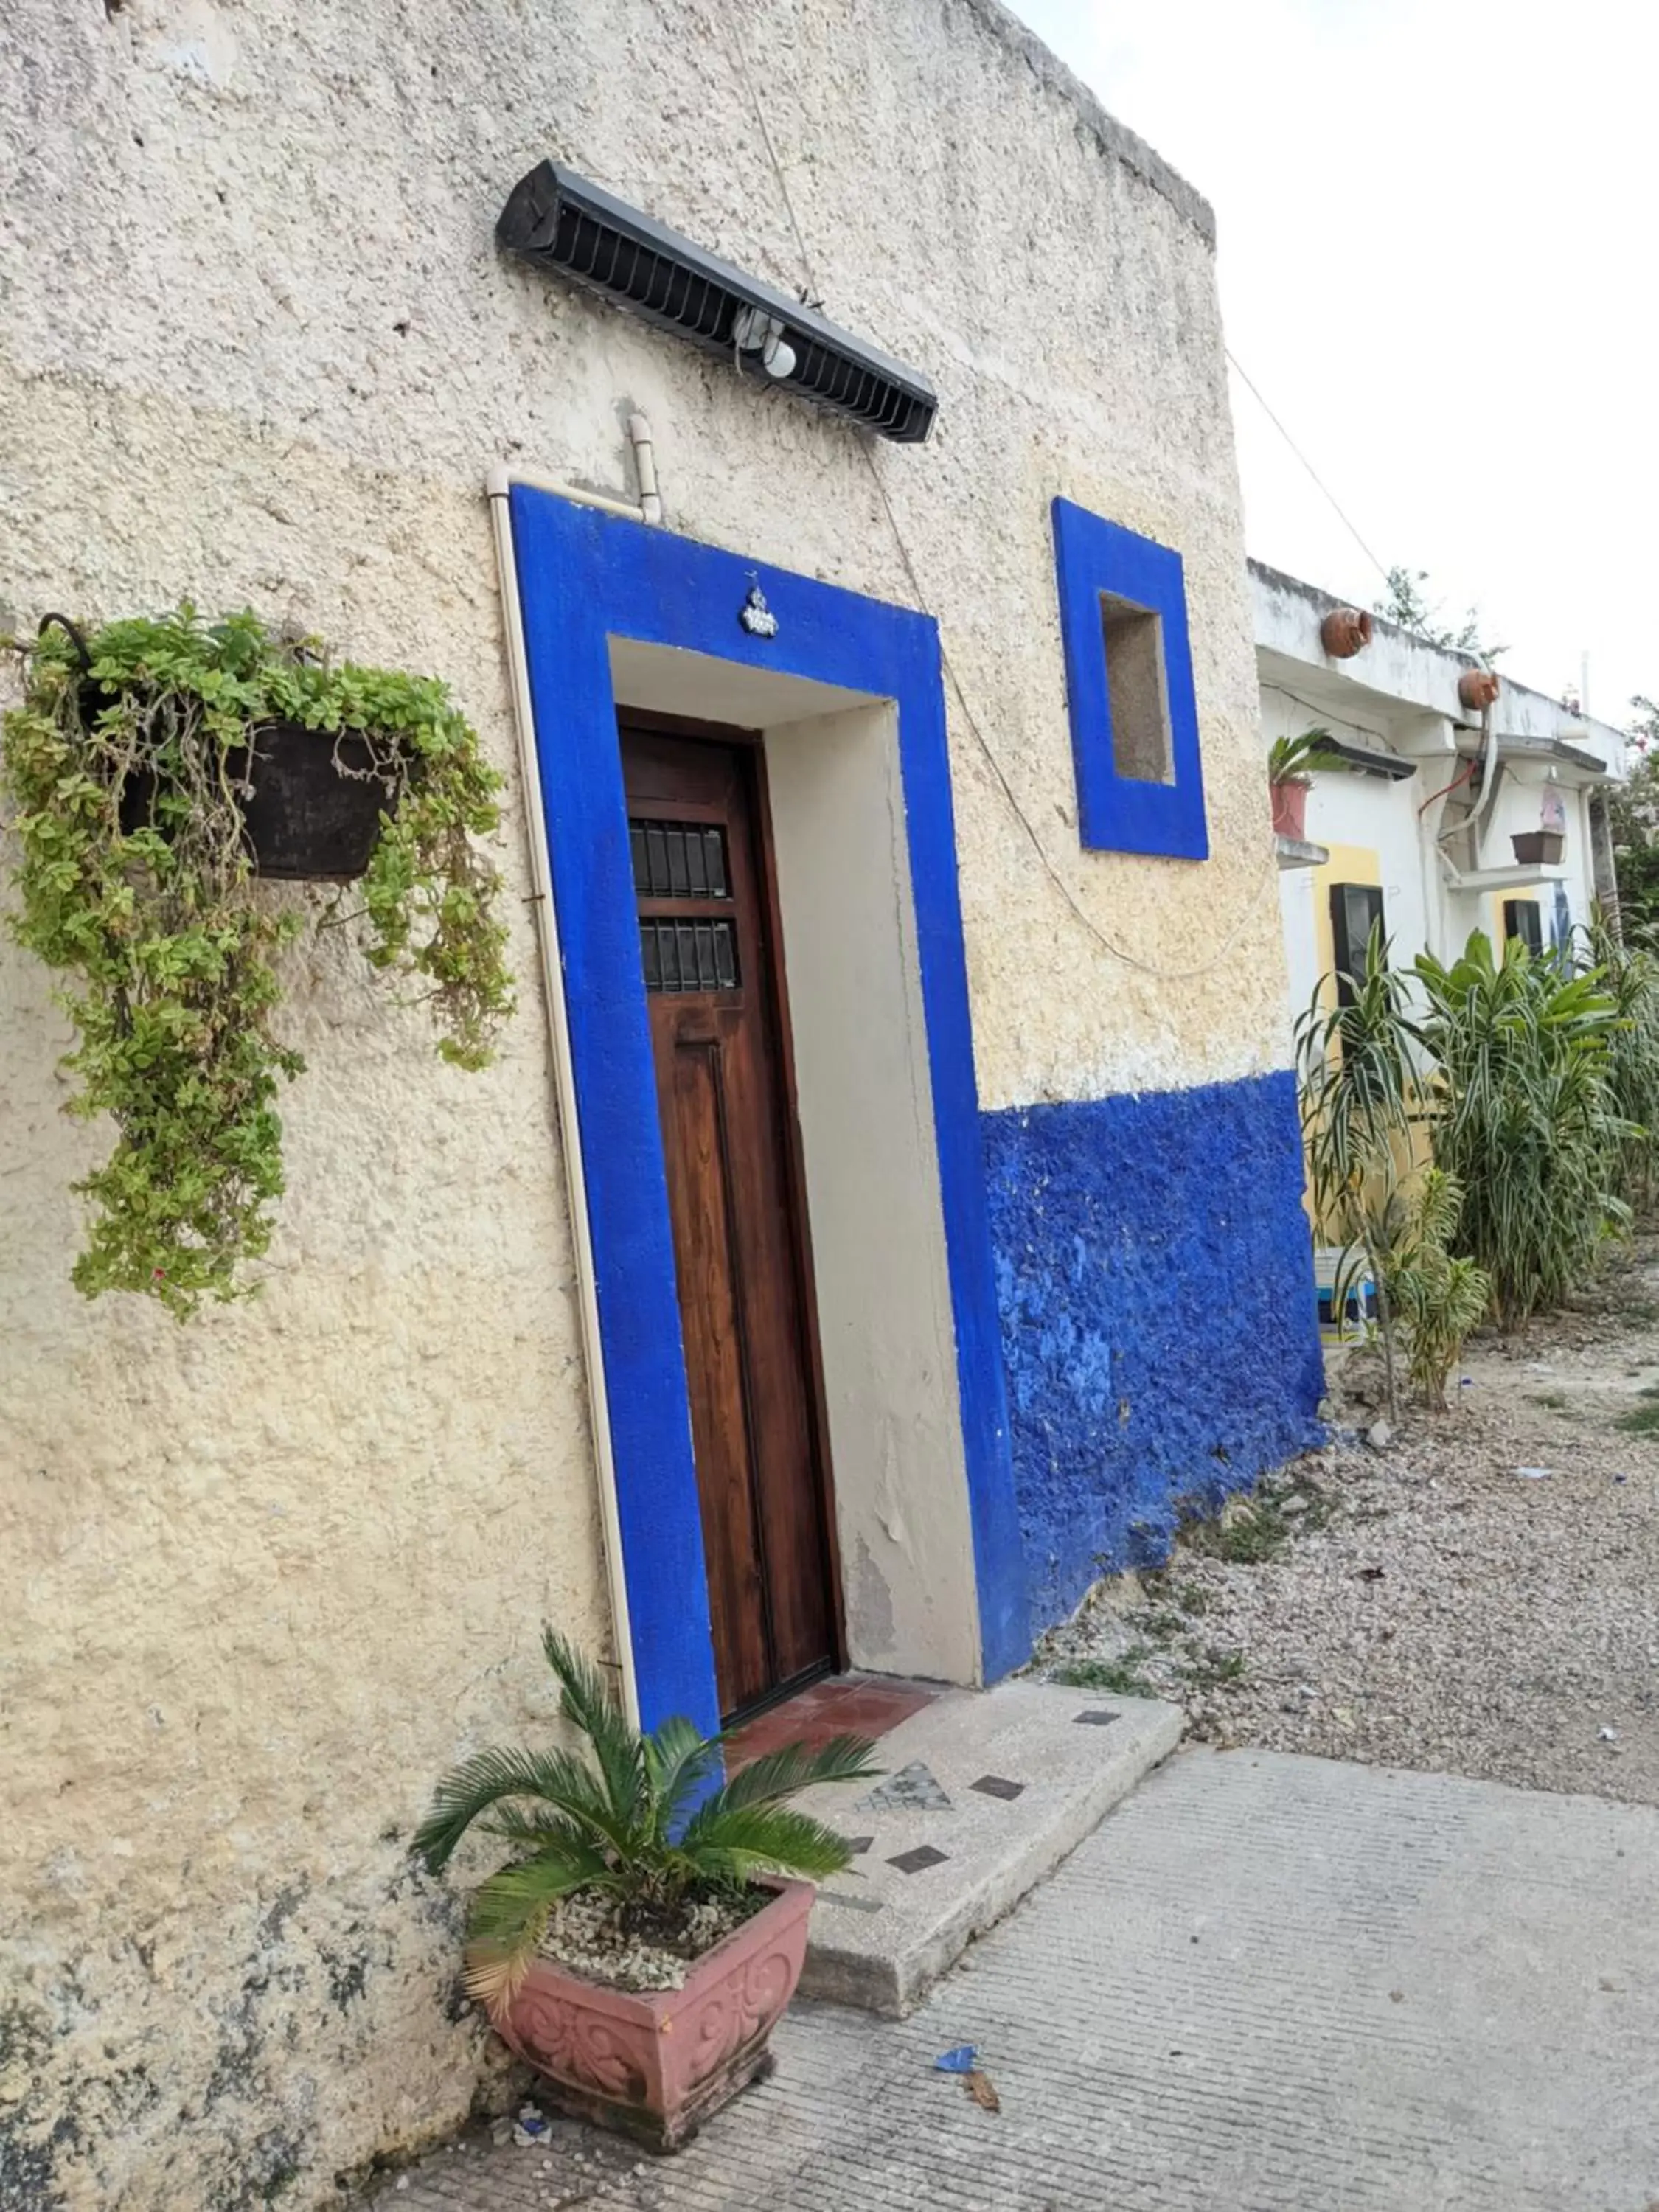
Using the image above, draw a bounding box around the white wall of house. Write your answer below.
[1256,560,1626,1011]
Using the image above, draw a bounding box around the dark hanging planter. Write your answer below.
[1511,830,1565,866]
[109,706,399,882]
[4,605,515,1318]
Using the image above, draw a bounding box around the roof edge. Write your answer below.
[959,0,1217,247]
[1248,557,1628,749]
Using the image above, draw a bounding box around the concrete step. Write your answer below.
[793,1679,1183,2017]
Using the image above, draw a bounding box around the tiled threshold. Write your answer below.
[787,1679,1185,2017]
[725,1672,939,1774]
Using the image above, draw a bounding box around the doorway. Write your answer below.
[621,717,840,1719]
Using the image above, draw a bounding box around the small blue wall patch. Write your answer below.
[983,1069,1324,1627]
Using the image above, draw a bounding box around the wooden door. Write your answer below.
[622,720,838,1719]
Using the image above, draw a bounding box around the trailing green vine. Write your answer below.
[1,605,514,1318]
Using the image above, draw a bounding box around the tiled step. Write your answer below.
[793,1680,1183,2017]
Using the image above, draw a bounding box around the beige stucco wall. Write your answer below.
[1,1,1280,2204]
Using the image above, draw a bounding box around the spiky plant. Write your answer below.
[1295,922,1425,1418]
[1380,1169,1492,1408]
[1416,931,1632,1326]
[1582,905,1659,1210]
[1268,727,1349,785]
[414,1631,880,2017]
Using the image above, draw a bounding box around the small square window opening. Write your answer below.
[1099,594,1175,786]
[1503,899,1544,954]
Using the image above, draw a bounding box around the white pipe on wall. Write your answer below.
[486,467,641,1726]
[627,414,664,526]
[485,439,665,530]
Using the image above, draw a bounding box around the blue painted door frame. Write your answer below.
[507,486,1030,1733]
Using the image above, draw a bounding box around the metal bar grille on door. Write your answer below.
[631,818,740,993]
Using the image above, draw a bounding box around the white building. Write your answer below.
[1254,559,1627,1022]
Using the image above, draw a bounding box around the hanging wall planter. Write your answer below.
[114,714,393,881]
[1511,830,1565,866]
[1320,607,1374,660]
[2,607,515,1317]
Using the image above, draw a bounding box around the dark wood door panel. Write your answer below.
[621,718,838,1719]
[661,1028,771,1711]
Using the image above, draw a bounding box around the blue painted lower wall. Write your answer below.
[981,1068,1324,1630]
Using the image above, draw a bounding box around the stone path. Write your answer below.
[375,1748,1659,2212]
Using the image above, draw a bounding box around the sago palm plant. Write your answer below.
[1415,932,1632,1327]
[414,1630,880,2015]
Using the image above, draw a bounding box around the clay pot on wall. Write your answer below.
[496,1877,815,2152]
[1458,669,1501,712]
[1270,779,1310,841]
[1512,831,1565,866]
[1321,608,1374,659]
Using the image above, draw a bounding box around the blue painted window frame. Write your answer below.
[1051,496,1208,860]
[507,487,1030,1736]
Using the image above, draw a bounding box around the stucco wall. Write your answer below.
[1,2,1293,2204]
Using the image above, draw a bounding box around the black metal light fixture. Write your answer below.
[496,162,936,445]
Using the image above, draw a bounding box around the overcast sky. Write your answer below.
[1009,0,1654,725]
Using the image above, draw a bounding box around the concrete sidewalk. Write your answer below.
[377,1750,1659,2212]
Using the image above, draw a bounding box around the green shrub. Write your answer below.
[1381,1168,1492,1407]
[1295,922,1424,1415]
[1414,932,1632,1327]
[1,608,514,1315]
[1583,905,1659,1209]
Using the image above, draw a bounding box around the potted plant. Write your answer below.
[1,606,514,1316]
[1268,727,1345,841]
[414,1632,880,2152]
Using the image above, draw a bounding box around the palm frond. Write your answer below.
[540,1627,645,1830]
[414,1744,640,1872]
[702,1733,881,1817]
[676,1802,857,1885]
[462,1843,612,2018]
[643,1713,725,1831]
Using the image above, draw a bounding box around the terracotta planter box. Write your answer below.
[1512,830,1565,866]
[495,1877,814,2153]
[1270,778,1309,841]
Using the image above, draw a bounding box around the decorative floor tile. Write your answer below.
[1074,1708,1121,1727]
[970,1775,1025,1801]
[844,1835,874,1855]
[887,1844,950,1875]
[858,1760,952,1813]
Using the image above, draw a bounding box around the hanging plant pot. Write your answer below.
[1270,777,1310,841]
[111,709,400,882]
[1511,830,1565,866]
[4,606,516,1318]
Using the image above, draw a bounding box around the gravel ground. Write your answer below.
[1038,1237,1659,1805]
